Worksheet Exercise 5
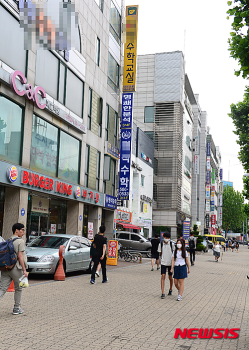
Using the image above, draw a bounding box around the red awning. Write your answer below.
[122,224,141,230]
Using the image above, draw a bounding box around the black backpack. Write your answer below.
[161,240,173,252]
[189,237,195,249]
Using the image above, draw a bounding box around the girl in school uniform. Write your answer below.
[170,239,190,301]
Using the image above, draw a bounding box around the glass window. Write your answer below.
[94,0,104,12]
[96,37,100,66]
[118,233,129,240]
[36,50,59,100]
[131,234,140,241]
[112,159,116,196]
[105,104,117,144]
[110,1,121,44]
[65,69,84,117]
[58,63,66,104]
[140,202,144,212]
[105,105,109,141]
[141,175,145,187]
[0,5,26,73]
[96,151,101,191]
[88,88,92,130]
[85,145,90,187]
[30,115,58,177]
[144,131,154,142]
[108,53,119,92]
[58,131,80,183]
[114,112,118,147]
[144,107,154,123]
[0,95,23,165]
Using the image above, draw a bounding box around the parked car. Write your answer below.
[26,234,92,275]
[116,231,152,256]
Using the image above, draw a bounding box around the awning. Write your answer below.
[122,224,141,230]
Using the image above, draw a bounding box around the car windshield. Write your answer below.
[28,236,69,248]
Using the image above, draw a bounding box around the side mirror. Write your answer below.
[69,245,78,251]
[139,239,143,243]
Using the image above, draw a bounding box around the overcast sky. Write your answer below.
[125,0,247,193]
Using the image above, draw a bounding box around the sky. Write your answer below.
[125,0,247,193]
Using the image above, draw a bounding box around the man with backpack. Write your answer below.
[157,232,174,299]
[0,223,28,315]
[188,232,197,266]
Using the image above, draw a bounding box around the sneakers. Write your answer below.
[177,295,182,301]
[102,278,108,283]
[157,267,160,270]
[90,279,96,284]
[161,293,165,299]
[151,268,154,271]
[95,271,100,277]
[168,290,172,295]
[13,308,24,315]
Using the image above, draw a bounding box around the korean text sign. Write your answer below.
[182,221,191,242]
[105,194,117,209]
[106,240,118,266]
[121,93,133,129]
[118,129,132,199]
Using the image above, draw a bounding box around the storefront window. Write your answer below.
[58,131,80,184]
[0,186,5,237]
[83,205,88,238]
[0,95,23,165]
[49,199,67,235]
[30,115,58,177]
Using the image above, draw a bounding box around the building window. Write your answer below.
[114,112,118,147]
[109,1,121,44]
[105,105,109,141]
[112,159,116,196]
[105,104,118,145]
[96,37,100,66]
[144,106,154,123]
[0,95,23,165]
[141,175,145,187]
[65,69,84,117]
[88,88,92,130]
[88,89,103,137]
[144,131,154,142]
[107,53,119,93]
[185,155,192,172]
[140,201,144,212]
[31,115,58,177]
[94,0,104,12]
[58,131,80,184]
[85,145,90,187]
[96,151,101,191]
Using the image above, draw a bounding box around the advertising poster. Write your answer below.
[207,142,211,156]
[206,185,210,198]
[211,215,216,225]
[207,157,211,171]
[88,222,93,240]
[51,224,56,234]
[206,171,210,184]
[182,221,191,246]
[194,155,199,174]
[206,199,210,212]
[106,240,118,266]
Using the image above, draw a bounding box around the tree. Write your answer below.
[222,185,245,236]
[227,0,249,78]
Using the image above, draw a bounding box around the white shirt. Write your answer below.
[172,250,188,266]
[158,241,174,266]
[214,244,221,252]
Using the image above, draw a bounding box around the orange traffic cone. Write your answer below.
[54,245,65,281]
[7,280,15,292]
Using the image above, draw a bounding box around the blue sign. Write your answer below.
[106,141,119,160]
[207,142,211,156]
[220,168,223,180]
[21,208,25,217]
[105,194,117,209]
[183,221,191,241]
[121,93,133,129]
[79,215,82,221]
[211,200,215,206]
[206,171,210,184]
[118,128,132,199]
[211,205,215,212]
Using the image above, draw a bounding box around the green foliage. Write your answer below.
[192,224,199,235]
[196,235,203,244]
[156,226,170,235]
[196,243,205,251]
[227,1,249,78]
[222,185,245,234]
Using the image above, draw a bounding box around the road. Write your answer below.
[0,246,249,350]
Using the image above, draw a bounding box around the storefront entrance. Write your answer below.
[29,212,49,237]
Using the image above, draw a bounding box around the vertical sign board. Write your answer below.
[194,155,199,174]
[118,129,132,199]
[211,214,216,225]
[207,157,211,171]
[206,199,210,212]
[123,6,139,92]
[220,194,223,207]
[121,93,133,129]
[220,168,223,180]
[211,169,215,184]
[205,214,209,228]
[182,221,191,246]
[194,136,199,155]
[207,142,211,156]
[206,185,210,198]
[106,240,118,266]
[219,182,223,194]
[206,171,210,184]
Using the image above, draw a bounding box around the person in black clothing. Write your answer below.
[151,233,160,271]
[90,226,108,284]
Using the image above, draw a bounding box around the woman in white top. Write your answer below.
[170,239,190,301]
[213,241,221,262]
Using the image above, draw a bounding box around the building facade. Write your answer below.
[0,0,124,241]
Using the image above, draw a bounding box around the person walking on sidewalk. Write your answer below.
[90,226,108,284]
[188,232,197,266]
[158,232,174,299]
[213,241,221,262]
[150,233,160,271]
[171,239,190,301]
[0,223,28,315]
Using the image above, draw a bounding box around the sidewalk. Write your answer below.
[0,246,249,350]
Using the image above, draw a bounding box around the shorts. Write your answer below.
[151,252,159,260]
[161,265,172,276]
[173,265,187,279]
[213,250,220,257]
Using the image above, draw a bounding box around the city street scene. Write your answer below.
[1,0,249,349]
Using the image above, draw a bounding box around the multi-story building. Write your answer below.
[132,51,200,239]
[117,124,154,238]
[0,0,124,241]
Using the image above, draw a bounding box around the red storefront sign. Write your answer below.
[211,214,216,225]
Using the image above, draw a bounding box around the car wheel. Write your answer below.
[146,248,151,258]
[87,260,93,274]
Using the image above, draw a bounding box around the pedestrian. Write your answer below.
[90,240,101,277]
[150,233,160,271]
[188,232,197,266]
[179,234,185,243]
[213,241,221,262]
[158,232,174,299]
[223,243,226,253]
[231,240,235,252]
[170,239,190,301]
[228,239,231,250]
[226,241,228,251]
[236,240,239,252]
[0,223,28,315]
[90,226,108,284]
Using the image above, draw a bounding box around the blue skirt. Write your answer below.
[173,265,187,279]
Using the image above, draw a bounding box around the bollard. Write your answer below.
[139,255,142,264]
[54,245,65,281]
[7,280,15,292]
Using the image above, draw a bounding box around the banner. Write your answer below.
[105,194,117,209]
[118,128,132,199]
[207,157,211,170]
[206,185,210,198]
[194,136,199,155]
[220,168,223,180]
[211,169,215,184]
[206,171,210,184]
[182,221,191,245]
[121,93,133,129]
[219,182,223,194]
[206,199,210,212]
[220,194,223,207]
[205,214,209,228]
[211,214,216,225]
[194,155,199,174]
[207,142,211,156]
[106,240,118,266]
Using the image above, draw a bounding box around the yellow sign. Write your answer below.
[144,204,147,213]
[123,5,138,92]
[106,240,118,266]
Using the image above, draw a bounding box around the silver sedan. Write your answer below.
[26,234,92,275]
